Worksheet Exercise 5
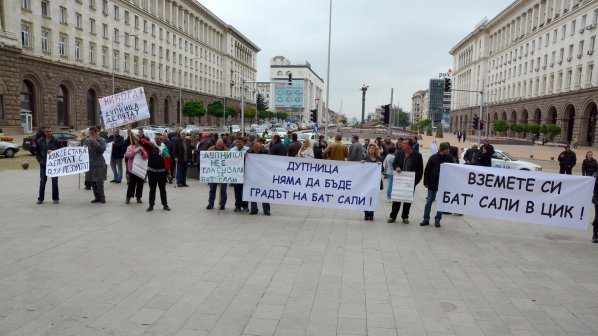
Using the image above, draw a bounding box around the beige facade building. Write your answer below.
[411,89,427,125]
[449,0,598,145]
[0,0,259,134]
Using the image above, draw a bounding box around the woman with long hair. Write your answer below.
[362,143,383,221]
[582,151,598,176]
[297,139,314,158]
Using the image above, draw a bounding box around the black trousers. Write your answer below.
[126,173,144,199]
[593,203,598,238]
[233,184,248,209]
[148,171,167,206]
[389,201,412,220]
[559,166,572,174]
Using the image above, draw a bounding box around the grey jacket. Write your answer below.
[347,142,364,161]
[83,136,107,182]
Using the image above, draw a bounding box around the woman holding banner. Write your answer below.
[362,143,383,221]
[125,136,147,204]
[297,139,314,158]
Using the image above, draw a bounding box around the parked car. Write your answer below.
[459,148,542,171]
[23,132,78,155]
[0,141,19,158]
[230,125,241,133]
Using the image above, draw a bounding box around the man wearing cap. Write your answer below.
[558,145,577,175]
[421,142,455,227]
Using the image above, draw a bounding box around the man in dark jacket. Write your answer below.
[36,127,62,204]
[463,143,482,165]
[447,142,459,162]
[421,142,455,227]
[108,129,125,183]
[313,135,327,159]
[84,126,108,204]
[347,135,364,161]
[173,130,192,187]
[269,134,287,156]
[558,145,576,174]
[137,132,172,211]
[388,138,423,224]
[287,133,301,157]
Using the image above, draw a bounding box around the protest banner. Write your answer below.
[391,171,415,203]
[98,87,150,129]
[199,151,245,183]
[46,147,90,177]
[103,142,113,165]
[243,154,381,211]
[437,164,594,230]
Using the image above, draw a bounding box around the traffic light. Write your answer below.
[472,116,479,129]
[288,73,292,86]
[382,104,390,124]
[310,109,318,123]
[480,120,485,130]
[444,78,452,92]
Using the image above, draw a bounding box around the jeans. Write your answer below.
[148,171,167,206]
[233,184,248,209]
[208,183,227,207]
[386,173,393,200]
[422,189,442,223]
[38,165,58,201]
[110,158,123,182]
[250,202,270,214]
[176,161,188,185]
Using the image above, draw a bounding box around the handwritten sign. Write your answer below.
[98,87,150,129]
[391,171,415,203]
[437,164,594,230]
[199,151,244,183]
[46,147,90,177]
[243,154,380,211]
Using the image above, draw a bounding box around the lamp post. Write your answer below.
[315,98,320,127]
[360,84,369,125]
[112,33,137,95]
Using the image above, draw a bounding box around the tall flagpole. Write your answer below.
[324,0,332,140]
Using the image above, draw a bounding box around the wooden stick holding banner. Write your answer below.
[217,183,221,215]
[68,140,83,189]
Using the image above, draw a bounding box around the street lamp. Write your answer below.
[360,84,369,125]
[112,33,137,94]
[315,98,320,127]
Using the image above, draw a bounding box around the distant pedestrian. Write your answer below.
[430,141,438,155]
[421,142,454,227]
[36,126,62,204]
[558,145,577,174]
[108,129,125,183]
[383,147,396,202]
[124,136,147,204]
[457,131,462,143]
[388,139,423,224]
[206,139,229,210]
[412,137,420,152]
[361,144,382,221]
[347,135,364,161]
[462,131,467,142]
[139,131,172,211]
[230,138,249,213]
[248,141,271,216]
[324,134,347,161]
[573,136,580,149]
[582,151,598,176]
[84,126,108,204]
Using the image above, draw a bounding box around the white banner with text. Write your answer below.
[46,147,90,177]
[98,87,150,129]
[243,154,381,211]
[391,171,415,203]
[199,151,245,183]
[437,164,594,230]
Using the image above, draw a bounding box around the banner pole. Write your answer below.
[217,183,221,215]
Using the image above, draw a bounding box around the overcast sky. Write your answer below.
[201,0,514,120]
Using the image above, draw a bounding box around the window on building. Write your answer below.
[143,40,147,52]
[134,36,139,49]
[566,69,573,87]
[133,57,138,75]
[142,59,146,77]
[89,19,95,34]
[151,43,155,56]
[562,25,567,39]
[545,33,549,47]
[571,20,576,35]
[58,35,66,56]
[21,23,30,48]
[41,29,49,53]
[101,47,107,66]
[582,15,587,29]
[124,54,129,72]
[113,50,119,70]
[588,64,594,83]
[568,44,574,60]
[102,24,108,39]
[143,20,147,33]
[590,36,596,52]
[124,10,129,24]
[578,41,584,56]
[0,95,4,120]
[76,13,82,29]
[134,15,139,28]
[21,0,30,10]
[152,24,155,36]
[59,7,67,24]
[576,66,583,86]
[41,1,49,17]
[89,43,95,63]
[101,0,107,14]
[114,5,119,20]
[560,48,565,61]
[124,32,130,46]
[553,29,557,43]
[75,39,81,60]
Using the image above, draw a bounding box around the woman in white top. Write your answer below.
[297,139,315,158]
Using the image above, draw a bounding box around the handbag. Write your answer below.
[131,152,148,179]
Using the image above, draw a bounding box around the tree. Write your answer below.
[527,123,541,135]
[426,126,433,136]
[256,93,268,112]
[278,111,288,120]
[244,107,257,118]
[493,120,509,133]
[207,100,224,118]
[510,123,525,133]
[546,124,562,140]
[435,127,444,138]
[182,101,205,118]
[257,109,270,119]
[418,119,431,134]
[397,110,411,127]
[226,106,238,118]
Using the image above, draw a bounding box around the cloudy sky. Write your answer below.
[201,0,514,120]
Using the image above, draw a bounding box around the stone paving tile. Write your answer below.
[1,169,598,336]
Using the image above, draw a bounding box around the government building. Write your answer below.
[0,0,259,135]
[449,0,597,145]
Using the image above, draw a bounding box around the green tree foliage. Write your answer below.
[182,101,205,118]
[546,124,561,140]
[493,120,509,133]
[257,109,270,119]
[418,119,431,133]
[256,93,269,112]
[435,127,444,138]
[244,107,257,118]
[426,126,433,136]
[278,111,288,120]
[226,106,238,118]
[397,110,411,127]
[527,123,541,135]
[207,100,224,118]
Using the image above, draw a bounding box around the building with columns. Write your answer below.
[267,56,324,122]
[449,0,598,145]
[0,0,259,134]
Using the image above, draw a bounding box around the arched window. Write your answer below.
[277,71,283,76]
[20,80,36,126]
[87,89,97,127]
[164,98,169,124]
[57,85,69,126]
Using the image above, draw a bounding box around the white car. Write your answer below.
[459,148,542,171]
[230,125,241,133]
[0,141,19,158]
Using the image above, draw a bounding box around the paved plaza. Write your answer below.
[1,157,598,336]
